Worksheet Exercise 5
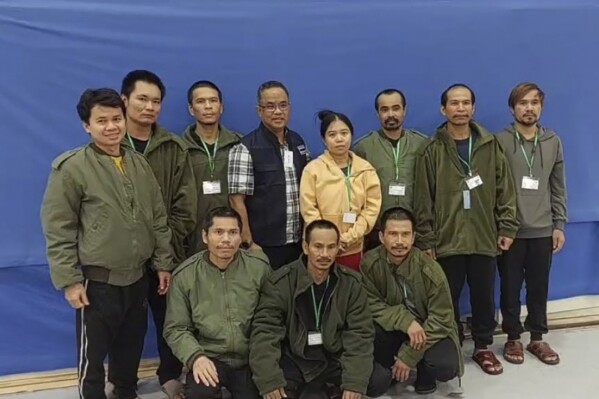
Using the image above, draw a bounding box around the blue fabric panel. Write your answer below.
[0,0,598,375]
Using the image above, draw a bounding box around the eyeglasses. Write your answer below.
[259,102,290,113]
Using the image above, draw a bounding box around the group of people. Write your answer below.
[40,70,567,399]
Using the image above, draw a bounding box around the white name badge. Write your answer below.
[522,176,539,190]
[343,212,357,224]
[308,331,323,346]
[466,174,483,190]
[463,190,471,210]
[202,181,222,195]
[284,150,294,168]
[389,182,406,197]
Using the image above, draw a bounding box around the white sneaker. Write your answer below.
[162,379,184,399]
[438,377,464,397]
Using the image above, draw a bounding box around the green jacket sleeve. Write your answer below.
[413,147,436,250]
[163,272,204,368]
[550,138,567,230]
[249,277,287,395]
[494,140,519,238]
[398,264,455,367]
[340,279,375,394]
[169,150,197,264]
[150,173,174,271]
[40,168,84,290]
[361,263,415,333]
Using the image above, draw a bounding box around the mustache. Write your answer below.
[317,257,332,263]
[391,246,408,250]
[385,117,399,124]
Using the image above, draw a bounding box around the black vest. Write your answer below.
[242,123,309,246]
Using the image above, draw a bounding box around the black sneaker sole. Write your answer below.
[415,385,437,395]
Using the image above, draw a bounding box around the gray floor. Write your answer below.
[3,326,598,399]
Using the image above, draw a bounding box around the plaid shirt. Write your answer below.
[228,142,303,244]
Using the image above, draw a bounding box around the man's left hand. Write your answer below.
[497,236,514,251]
[157,271,171,295]
[341,390,362,399]
[552,229,566,254]
[391,359,412,382]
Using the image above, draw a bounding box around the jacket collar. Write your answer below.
[258,122,289,147]
[294,255,340,296]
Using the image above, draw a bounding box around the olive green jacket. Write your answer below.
[122,125,197,264]
[41,144,173,289]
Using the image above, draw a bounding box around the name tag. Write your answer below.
[389,182,406,197]
[522,176,539,190]
[466,174,483,190]
[284,150,294,169]
[202,181,221,195]
[463,190,471,210]
[308,331,323,346]
[343,212,357,224]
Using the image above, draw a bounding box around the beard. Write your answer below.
[516,114,538,127]
[383,117,402,131]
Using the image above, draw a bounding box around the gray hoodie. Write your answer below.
[496,124,567,238]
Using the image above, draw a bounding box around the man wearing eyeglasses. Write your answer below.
[229,81,310,269]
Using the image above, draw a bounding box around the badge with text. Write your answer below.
[343,212,357,224]
[521,176,539,190]
[202,181,222,195]
[284,150,294,169]
[463,190,471,210]
[308,331,323,346]
[465,174,483,190]
[389,182,406,197]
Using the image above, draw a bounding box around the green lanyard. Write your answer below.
[310,276,330,330]
[392,140,401,180]
[456,135,473,176]
[515,130,538,177]
[127,132,152,156]
[200,135,219,179]
[344,163,353,208]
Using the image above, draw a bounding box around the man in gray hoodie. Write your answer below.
[496,82,567,367]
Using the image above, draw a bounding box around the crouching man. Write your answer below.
[361,207,463,394]
[164,207,271,399]
[250,220,391,399]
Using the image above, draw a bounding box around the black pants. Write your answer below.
[280,353,391,399]
[373,325,459,383]
[147,269,183,384]
[77,276,148,399]
[262,243,302,270]
[108,269,182,386]
[437,255,497,349]
[498,237,553,340]
[185,359,258,399]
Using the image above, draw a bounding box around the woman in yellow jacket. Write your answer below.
[300,110,382,271]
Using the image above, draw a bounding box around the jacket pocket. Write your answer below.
[254,163,283,187]
[81,210,109,244]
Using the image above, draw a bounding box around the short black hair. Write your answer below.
[76,88,126,124]
[374,89,407,110]
[121,70,166,100]
[440,83,475,106]
[257,80,289,102]
[317,110,354,139]
[202,207,243,233]
[380,207,416,232]
[304,220,340,243]
[187,80,222,105]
